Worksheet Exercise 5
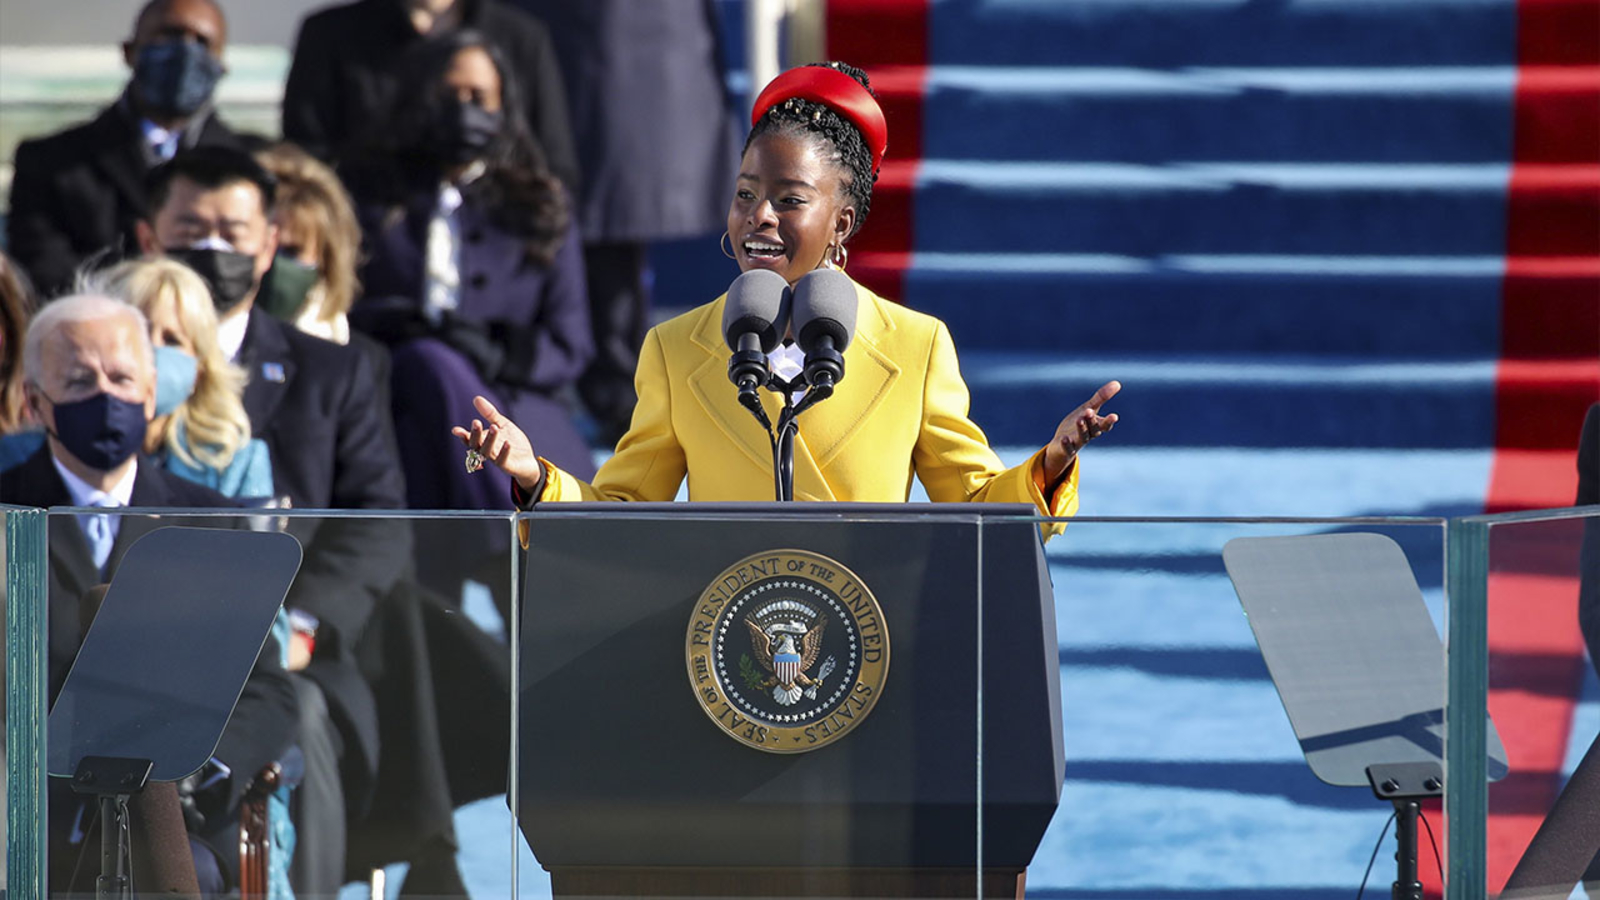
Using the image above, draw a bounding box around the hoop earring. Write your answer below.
[828,242,849,270]
[720,231,737,260]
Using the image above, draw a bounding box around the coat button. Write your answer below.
[466,229,485,243]
[469,272,488,289]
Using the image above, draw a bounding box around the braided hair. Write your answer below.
[745,62,877,240]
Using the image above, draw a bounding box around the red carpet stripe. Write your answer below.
[1481,0,1600,891]
[826,0,928,304]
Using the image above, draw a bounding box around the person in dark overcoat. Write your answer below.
[6,0,246,297]
[514,0,741,443]
[343,31,596,504]
[281,0,578,190]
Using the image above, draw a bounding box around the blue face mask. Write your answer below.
[153,345,198,418]
[46,391,149,471]
[132,39,224,119]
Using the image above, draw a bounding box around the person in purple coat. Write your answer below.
[344,31,597,517]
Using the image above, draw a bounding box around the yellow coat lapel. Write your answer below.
[682,282,902,500]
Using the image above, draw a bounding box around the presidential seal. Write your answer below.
[686,549,890,753]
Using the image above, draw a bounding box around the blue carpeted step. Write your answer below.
[901,254,1504,357]
[959,353,1498,449]
[927,0,1517,69]
[921,67,1515,164]
[906,161,1509,256]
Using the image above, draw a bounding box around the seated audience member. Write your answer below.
[254,142,364,345]
[6,0,245,296]
[0,292,298,896]
[0,251,38,443]
[94,256,323,898]
[95,257,273,499]
[282,0,578,190]
[343,32,593,606]
[138,146,484,895]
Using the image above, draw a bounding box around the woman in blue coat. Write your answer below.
[344,30,597,518]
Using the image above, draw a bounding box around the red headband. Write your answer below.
[751,66,888,175]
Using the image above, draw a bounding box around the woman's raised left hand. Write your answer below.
[1043,380,1121,484]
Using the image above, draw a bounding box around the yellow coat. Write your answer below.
[534,278,1077,531]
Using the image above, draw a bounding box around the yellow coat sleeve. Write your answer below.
[539,326,688,502]
[911,320,1077,538]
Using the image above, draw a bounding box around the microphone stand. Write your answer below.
[737,373,833,503]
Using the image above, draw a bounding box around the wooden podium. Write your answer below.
[516,503,1063,899]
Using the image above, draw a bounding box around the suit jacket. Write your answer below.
[351,185,593,393]
[534,278,1078,532]
[0,447,298,804]
[281,0,579,189]
[5,98,243,297]
[236,308,408,799]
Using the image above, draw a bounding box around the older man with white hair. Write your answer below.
[1,291,299,897]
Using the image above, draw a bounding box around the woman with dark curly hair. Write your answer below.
[343,29,596,517]
[456,62,1120,534]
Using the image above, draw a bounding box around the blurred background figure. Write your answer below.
[281,0,578,191]
[342,29,593,612]
[6,0,246,296]
[254,142,364,346]
[0,251,38,443]
[514,0,740,445]
[94,256,273,500]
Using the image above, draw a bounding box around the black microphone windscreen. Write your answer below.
[792,269,858,351]
[723,269,790,353]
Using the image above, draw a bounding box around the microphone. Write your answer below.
[722,269,791,407]
[791,269,857,397]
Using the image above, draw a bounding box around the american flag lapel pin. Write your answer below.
[262,362,287,383]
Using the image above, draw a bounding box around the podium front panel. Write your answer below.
[515,504,1063,872]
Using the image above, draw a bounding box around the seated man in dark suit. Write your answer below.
[1,291,298,895]
[136,146,437,893]
[6,0,246,297]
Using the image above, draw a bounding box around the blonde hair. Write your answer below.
[256,142,363,322]
[91,258,253,472]
[0,251,36,434]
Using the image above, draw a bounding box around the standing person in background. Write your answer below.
[342,30,593,611]
[515,0,739,445]
[514,0,741,444]
[281,0,578,191]
[6,0,245,296]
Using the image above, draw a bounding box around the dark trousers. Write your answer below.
[576,241,650,445]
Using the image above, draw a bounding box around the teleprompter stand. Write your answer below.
[1223,533,1508,900]
[47,526,302,899]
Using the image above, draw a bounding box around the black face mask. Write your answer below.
[45,391,149,471]
[132,39,224,119]
[428,100,503,166]
[167,247,260,315]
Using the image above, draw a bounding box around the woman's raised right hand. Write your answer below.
[451,395,544,492]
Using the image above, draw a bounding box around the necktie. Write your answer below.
[84,496,118,573]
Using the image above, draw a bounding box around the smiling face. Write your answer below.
[727,131,856,286]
